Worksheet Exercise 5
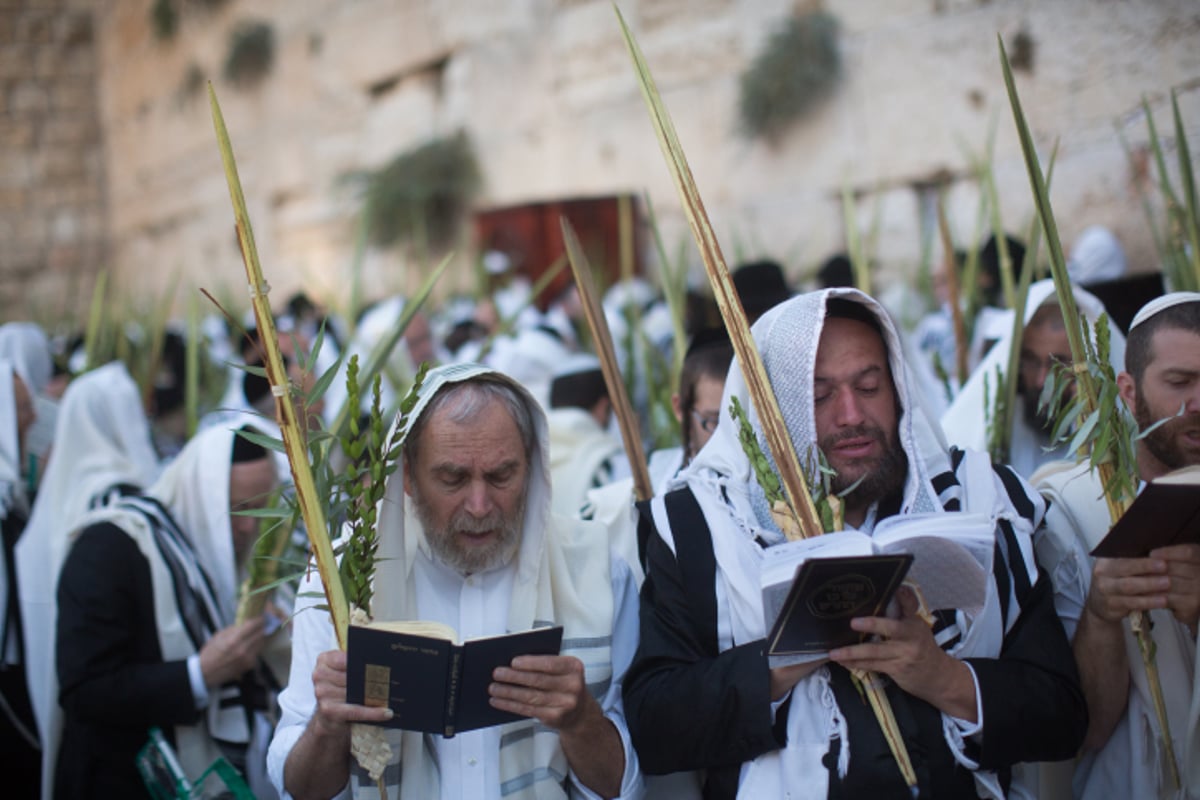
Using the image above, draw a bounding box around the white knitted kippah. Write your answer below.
[1129,291,1200,331]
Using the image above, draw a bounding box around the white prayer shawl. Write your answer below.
[546,407,625,519]
[941,279,1126,479]
[0,361,30,667]
[0,322,53,395]
[665,289,1040,800]
[357,363,617,799]
[60,426,254,778]
[15,361,161,800]
[1037,462,1200,799]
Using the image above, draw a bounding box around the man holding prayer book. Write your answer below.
[269,364,642,800]
[623,289,1086,798]
[1035,291,1200,799]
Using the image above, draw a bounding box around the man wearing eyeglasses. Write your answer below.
[941,279,1125,480]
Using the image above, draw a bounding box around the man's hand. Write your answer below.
[490,654,596,732]
[491,655,624,798]
[199,617,266,688]
[828,586,977,722]
[1151,543,1200,631]
[1086,555,1170,623]
[309,649,393,739]
[284,649,392,800]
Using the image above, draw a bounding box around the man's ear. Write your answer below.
[403,459,413,497]
[671,392,682,424]
[1117,370,1137,412]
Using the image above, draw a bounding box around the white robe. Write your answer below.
[1037,461,1200,799]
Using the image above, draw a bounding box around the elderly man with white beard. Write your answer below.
[269,364,643,800]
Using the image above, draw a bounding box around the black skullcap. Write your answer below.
[732,260,791,323]
[684,326,731,360]
[231,427,270,464]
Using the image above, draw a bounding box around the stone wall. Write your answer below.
[0,0,106,322]
[10,0,1200,323]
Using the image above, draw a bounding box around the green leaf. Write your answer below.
[236,427,287,454]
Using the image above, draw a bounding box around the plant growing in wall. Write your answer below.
[738,10,841,141]
[353,131,482,252]
[151,0,178,41]
[224,21,275,88]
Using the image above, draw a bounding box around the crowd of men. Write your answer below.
[0,238,1197,800]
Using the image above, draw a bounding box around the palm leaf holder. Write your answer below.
[615,7,919,791]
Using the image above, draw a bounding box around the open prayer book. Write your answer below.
[346,621,563,738]
[762,512,994,667]
[1090,464,1200,558]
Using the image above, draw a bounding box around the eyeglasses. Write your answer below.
[691,410,720,434]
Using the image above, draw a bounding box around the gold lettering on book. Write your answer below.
[364,664,390,708]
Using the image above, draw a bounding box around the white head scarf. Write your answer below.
[680,287,947,533]
[0,322,52,396]
[373,362,556,626]
[1067,225,1127,285]
[940,278,1126,476]
[17,361,162,799]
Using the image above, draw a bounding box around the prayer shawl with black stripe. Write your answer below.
[661,289,1045,799]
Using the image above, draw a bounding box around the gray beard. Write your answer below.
[412,488,525,575]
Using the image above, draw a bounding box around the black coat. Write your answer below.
[623,485,1088,800]
[55,523,200,800]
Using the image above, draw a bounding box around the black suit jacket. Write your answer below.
[55,523,201,800]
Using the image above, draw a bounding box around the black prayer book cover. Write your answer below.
[1090,467,1200,558]
[765,554,914,656]
[346,624,564,737]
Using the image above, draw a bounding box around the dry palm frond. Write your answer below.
[562,217,653,501]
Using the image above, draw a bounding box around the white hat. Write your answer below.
[1129,291,1200,331]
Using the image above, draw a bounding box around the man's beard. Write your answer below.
[413,489,525,574]
[820,423,908,510]
[1135,393,1200,471]
[1019,375,1060,435]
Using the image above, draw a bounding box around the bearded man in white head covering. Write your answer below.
[0,360,39,798]
[941,278,1126,480]
[623,289,1086,799]
[268,363,643,800]
[1034,292,1200,799]
[54,425,278,798]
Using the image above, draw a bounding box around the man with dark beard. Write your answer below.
[941,279,1125,481]
[624,290,1085,799]
[1035,292,1200,799]
[269,364,643,800]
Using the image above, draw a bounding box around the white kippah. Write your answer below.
[1129,291,1200,331]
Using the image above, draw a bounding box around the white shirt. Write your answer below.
[268,550,643,800]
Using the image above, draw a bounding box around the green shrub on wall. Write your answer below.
[224,21,275,87]
[356,131,482,252]
[739,11,841,141]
